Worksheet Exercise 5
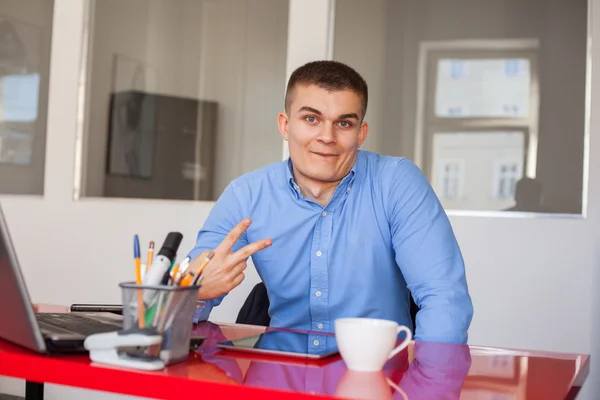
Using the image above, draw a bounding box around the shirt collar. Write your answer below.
[285,152,360,195]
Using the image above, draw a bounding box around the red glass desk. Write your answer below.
[0,320,589,399]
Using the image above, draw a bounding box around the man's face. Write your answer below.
[278,84,368,184]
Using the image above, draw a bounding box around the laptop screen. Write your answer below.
[0,205,47,352]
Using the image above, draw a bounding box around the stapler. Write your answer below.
[84,327,165,370]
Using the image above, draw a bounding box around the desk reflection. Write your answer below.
[194,322,472,399]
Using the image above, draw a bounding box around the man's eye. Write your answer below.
[338,121,352,128]
[305,116,317,123]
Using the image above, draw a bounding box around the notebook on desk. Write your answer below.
[0,205,123,354]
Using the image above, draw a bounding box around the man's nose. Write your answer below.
[317,123,336,144]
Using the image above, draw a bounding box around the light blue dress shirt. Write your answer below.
[188,150,473,344]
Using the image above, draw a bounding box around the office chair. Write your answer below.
[235,282,271,326]
[236,282,420,330]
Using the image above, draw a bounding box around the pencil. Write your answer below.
[169,264,180,285]
[134,235,145,328]
[145,241,154,275]
[180,251,214,287]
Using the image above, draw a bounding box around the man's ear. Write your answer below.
[358,121,369,146]
[278,112,289,141]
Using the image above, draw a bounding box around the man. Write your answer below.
[504,177,553,213]
[187,60,473,344]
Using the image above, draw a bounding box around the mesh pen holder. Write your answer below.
[85,282,199,370]
[122,282,199,363]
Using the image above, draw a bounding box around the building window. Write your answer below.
[493,160,522,199]
[436,159,465,200]
[418,40,539,211]
[435,58,531,119]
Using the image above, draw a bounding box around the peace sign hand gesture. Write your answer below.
[192,218,272,301]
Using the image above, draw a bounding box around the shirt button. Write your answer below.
[347,186,351,192]
[315,290,322,297]
[317,323,324,329]
[316,250,322,257]
[322,211,327,216]
[313,340,320,346]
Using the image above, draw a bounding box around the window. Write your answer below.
[1,74,41,165]
[493,160,522,200]
[432,131,524,211]
[0,5,54,195]
[437,159,464,200]
[435,58,531,118]
[420,41,539,211]
[333,0,588,215]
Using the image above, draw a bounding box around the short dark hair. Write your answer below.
[285,60,368,119]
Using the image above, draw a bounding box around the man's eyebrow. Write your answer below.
[339,113,359,120]
[298,106,323,115]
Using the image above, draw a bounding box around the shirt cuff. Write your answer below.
[193,300,212,323]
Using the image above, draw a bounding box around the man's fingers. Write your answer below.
[229,239,272,265]
[227,260,247,281]
[229,271,245,291]
[214,219,252,254]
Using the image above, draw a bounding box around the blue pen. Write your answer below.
[133,234,145,328]
[134,234,141,258]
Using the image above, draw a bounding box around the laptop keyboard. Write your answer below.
[36,313,121,336]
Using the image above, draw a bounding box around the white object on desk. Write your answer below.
[84,331,165,371]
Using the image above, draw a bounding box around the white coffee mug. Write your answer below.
[334,317,412,372]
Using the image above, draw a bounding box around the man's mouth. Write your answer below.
[311,151,338,157]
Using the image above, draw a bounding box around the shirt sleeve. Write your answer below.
[387,158,474,344]
[187,183,248,322]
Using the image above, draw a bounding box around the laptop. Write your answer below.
[0,205,123,354]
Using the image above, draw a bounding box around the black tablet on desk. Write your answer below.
[70,304,123,315]
[216,330,339,359]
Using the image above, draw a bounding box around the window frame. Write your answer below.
[415,40,540,191]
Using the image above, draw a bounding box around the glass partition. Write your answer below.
[76,0,289,201]
[0,0,54,195]
[333,0,589,215]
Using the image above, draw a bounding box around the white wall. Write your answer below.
[1,0,600,399]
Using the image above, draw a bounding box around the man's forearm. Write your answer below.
[412,284,473,344]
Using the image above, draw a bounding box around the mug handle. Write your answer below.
[386,377,409,400]
[388,325,412,360]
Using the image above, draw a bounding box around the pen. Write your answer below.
[150,258,176,325]
[178,256,191,274]
[169,264,180,286]
[134,235,145,328]
[173,256,191,285]
[160,258,177,285]
[180,251,214,287]
[145,241,154,276]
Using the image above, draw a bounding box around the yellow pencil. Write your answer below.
[170,264,180,285]
[180,251,214,287]
[145,241,155,275]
